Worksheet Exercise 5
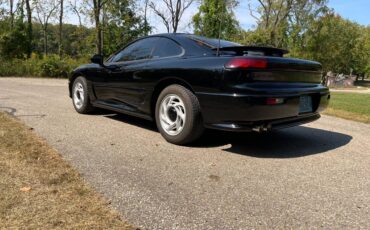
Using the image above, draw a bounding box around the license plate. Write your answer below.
[299,96,313,113]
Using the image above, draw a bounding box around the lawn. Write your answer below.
[0,113,134,229]
[324,92,370,124]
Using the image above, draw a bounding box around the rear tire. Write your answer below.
[155,85,204,145]
[72,76,95,114]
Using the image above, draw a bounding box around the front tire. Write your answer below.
[155,85,204,145]
[72,76,94,114]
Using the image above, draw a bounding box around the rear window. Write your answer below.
[188,35,241,49]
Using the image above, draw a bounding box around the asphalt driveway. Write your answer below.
[1,77,370,229]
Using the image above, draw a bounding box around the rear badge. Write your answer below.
[299,96,313,113]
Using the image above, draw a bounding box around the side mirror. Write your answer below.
[91,54,104,66]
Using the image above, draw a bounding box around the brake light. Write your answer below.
[225,58,267,69]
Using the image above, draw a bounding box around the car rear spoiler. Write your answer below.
[212,46,289,57]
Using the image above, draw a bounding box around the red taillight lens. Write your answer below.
[225,58,268,69]
[266,98,284,105]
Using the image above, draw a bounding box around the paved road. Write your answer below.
[1,77,370,229]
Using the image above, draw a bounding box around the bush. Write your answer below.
[38,55,70,78]
[0,55,88,78]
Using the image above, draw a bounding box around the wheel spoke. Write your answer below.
[159,94,186,136]
[175,118,182,131]
[73,83,85,109]
[167,122,177,131]
[175,107,185,121]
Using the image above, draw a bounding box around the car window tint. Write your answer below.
[188,35,241,48]
[152,38,183,58]
[112,38,156,62]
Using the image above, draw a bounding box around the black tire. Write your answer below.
[72,76,95,114]
[155,84,204,145]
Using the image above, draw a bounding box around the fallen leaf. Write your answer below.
[20,186,31,192]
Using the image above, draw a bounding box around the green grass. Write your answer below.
[324,92,370,124]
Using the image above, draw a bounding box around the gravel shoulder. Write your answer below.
[1,77,370,229]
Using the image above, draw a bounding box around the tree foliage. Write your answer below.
[102,0,150,55]
[297,14,370,75]
[0,17,29,58]
[192,0,240,40]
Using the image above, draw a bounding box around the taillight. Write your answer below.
[266,98,284,105]
[225,58,267,69]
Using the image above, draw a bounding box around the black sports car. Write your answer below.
[69,33,330,145]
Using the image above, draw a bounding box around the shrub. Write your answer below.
[0,55,88,78]
[38,55,70,78]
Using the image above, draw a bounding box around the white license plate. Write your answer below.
[299,96,313,113]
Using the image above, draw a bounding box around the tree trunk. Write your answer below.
[25,0,33,58]
[43,26,48,56]
[95,15,102,55]
[144,0,149,35]
[9,0,14,29]
[93,0,102,54]
[101,4,106,54]
[59,0,64,57]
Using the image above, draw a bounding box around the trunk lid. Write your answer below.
[220,46,323,84]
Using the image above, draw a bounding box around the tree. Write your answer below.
[149,0,194,33]
[69,0,82,26]
[33,0,59,56]
[9,0,15,29]
[24,0,32,57]
[287,0,328,55]
[0,11,29,58]
[0,1,6,20]
[91,0,107,54]
[245,0,328,48]
[58,0,64,56]
[102,0,150,54]
[85,0,150,55]
[247,0,294,47]
[301,13,365,74]
[143,0,149,35]
[192,0,240,40]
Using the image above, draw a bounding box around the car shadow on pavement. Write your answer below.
[99,111,158,132]
[194,127,353,158]
[99,111,352,159]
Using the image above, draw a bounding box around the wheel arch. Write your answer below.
[150,77,195,117]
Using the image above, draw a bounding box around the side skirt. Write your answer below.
[92,101,153,121]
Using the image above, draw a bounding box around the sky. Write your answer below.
[327,0,370,26]
[66,0,370,33]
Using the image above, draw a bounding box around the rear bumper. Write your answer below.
[196,85,330,131]
[205,113,321,132]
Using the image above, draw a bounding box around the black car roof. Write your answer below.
[146,33,240,47]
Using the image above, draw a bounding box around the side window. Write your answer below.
[112,38,156,62]
[152,38,183,58]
